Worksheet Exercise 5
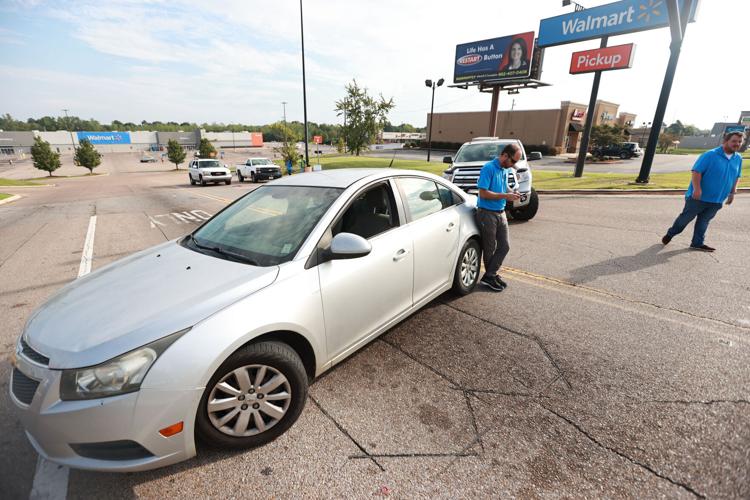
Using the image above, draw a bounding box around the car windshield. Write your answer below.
[253,159,273,165]
[199,160,223,168]
[187,186,342,266]
[454,143,525,163]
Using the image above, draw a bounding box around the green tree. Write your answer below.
[335,79,395,156]
[166,139,187,170]
[271,122,301,165]
[665,120,684,137]
[30,136,61,176]
[74,139,102,175]
[336,137,345,154]
[590,124,627,149]
[198,138,216,158]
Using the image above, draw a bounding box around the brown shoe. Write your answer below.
[689,244,715,252]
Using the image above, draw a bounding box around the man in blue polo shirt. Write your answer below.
[476,143,522,291]
[662,131,744,252]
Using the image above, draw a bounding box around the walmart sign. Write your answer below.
[539,0,699,48]
[77,131,131,145]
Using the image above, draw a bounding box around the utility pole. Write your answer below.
[299,0,310,168]
[62,109,76,155]
[281,101,288,145]
[636,0,693,183]
[425,78,443,162]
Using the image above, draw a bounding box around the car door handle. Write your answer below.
[446,222,455,232]
[393,249,410,261]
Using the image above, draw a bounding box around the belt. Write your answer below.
[478,207,505,213]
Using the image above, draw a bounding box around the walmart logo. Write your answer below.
[637,0,663,23]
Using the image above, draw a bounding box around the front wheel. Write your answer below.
[250,172,257,183]
[196,342,308,450]
[225,179,232,185]
[507,188,539,221]
[189,174,196,185]
[452,239,481,295]
[619,151,628,159]
[200,175,207,187]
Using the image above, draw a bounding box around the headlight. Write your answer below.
[60,328,189,401]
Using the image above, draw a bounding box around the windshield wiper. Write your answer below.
[188,234,260,266]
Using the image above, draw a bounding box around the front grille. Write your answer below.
[11,368,40,405]
[20,338,49,366]
[453,168,518,191]
[70,440,154,461]
[260,167,278,173]
[210,172,225,177]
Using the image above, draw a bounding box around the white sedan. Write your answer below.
[11,169,482,471]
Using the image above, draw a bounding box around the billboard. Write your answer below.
[454,32,535,84]
[539,0,699,47]
[570,43,635,74]
[77,131,131,145]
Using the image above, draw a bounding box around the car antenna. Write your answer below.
[388,149,396,168]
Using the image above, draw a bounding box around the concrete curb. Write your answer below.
[538,187,750,196]
[0,194,21,206]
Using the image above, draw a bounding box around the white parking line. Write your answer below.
[29,216,97,498]
[77,215,97,278]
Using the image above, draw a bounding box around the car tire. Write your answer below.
[508,188,539,221]
[200,175,206,187]
[250,172,257,183]
[452,238,481,296]
[619,152,628,159]
[196,341,308,451]
[238,171,244,183]
[189,174,196,186]
[226,179,232,185]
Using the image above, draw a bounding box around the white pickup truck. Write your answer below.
[236,158,282,183]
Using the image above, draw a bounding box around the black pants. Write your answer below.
[476,208,510,276]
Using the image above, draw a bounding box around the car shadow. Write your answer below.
[567,244,692,284]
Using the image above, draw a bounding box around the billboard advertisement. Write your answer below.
[77,131,131,145]
[454,31,535,84]
[570,43,635,74]
[539,0,699,48]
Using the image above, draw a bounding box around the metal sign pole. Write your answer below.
[574,36,608,178]
[488,87,500,136]
[636,0,692,183]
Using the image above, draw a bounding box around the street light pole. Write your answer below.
[62,109,76,155]
[425,78,444,162]
[299,0,310,168]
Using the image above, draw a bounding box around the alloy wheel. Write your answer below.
[460,246,479,287]
[206,364,292,437]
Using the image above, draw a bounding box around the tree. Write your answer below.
[30,136,61,176]
[74,139,101,175]
[658,132,679,153]
[166,139,187,170]
[271,122,301,165]
[335,79,395,156]
[589,124,626,149]
[198,138,216,158]
[336,137,346,154]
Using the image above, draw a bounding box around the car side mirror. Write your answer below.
[327,233,371,260]
[443,156,453,164]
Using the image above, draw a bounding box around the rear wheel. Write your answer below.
[508,188,539,221]
[452,239,481,295]
[196,342,308,450]
[619,151,628,159]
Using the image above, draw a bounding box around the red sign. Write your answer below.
[571,109,585,122]
[570,43,635,74]
[313,135,323,144]
[250,132,263,147]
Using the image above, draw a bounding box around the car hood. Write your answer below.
[24,241,279,369]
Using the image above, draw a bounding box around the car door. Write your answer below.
[395,177,461,305]
[317,181,413,361]
[188,160,196,179]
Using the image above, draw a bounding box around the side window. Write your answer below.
[436,183,462,209]
[332,184,397,240]
[397,178,442,222]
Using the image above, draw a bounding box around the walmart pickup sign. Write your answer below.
[538,0,699,48]
[77,131,131,145]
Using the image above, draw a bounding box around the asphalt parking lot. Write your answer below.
[1,153,748,498]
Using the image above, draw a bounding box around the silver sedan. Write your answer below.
[10,168,482,472]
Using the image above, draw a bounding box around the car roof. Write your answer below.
[269,168,438,189]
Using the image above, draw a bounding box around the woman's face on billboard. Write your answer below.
[511,43,522,62]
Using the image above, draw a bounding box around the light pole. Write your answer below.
[562,0,585,11]
[299,0,309,168]
[425,78,444,162]
[62,108,76,155]
[641,121,651,146]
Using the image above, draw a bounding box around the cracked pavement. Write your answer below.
[1,158,748,498]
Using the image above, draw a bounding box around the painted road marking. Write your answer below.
[29,217,98,498]
[77,215,97,278]
[191,191,233,204]
[149,210,213,228]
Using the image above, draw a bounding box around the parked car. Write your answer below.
[140,155,157,163]
[592,142,642,159]
[10,169,482,472]
[528,151,543,161]
[441,137,539,221]
[236,158,281,183]
[188,159,232,186]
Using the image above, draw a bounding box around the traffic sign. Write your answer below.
[570,43,635,74]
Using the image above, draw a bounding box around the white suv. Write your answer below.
[188,159,232,186]
[442,138,539,221]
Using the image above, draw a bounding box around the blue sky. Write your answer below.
[0,0,747,129]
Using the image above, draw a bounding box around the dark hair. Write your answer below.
[723,131,746,142]
[501,143,519,158]
[509,38,529,64]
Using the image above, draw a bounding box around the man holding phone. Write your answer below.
[476,143,522,292]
